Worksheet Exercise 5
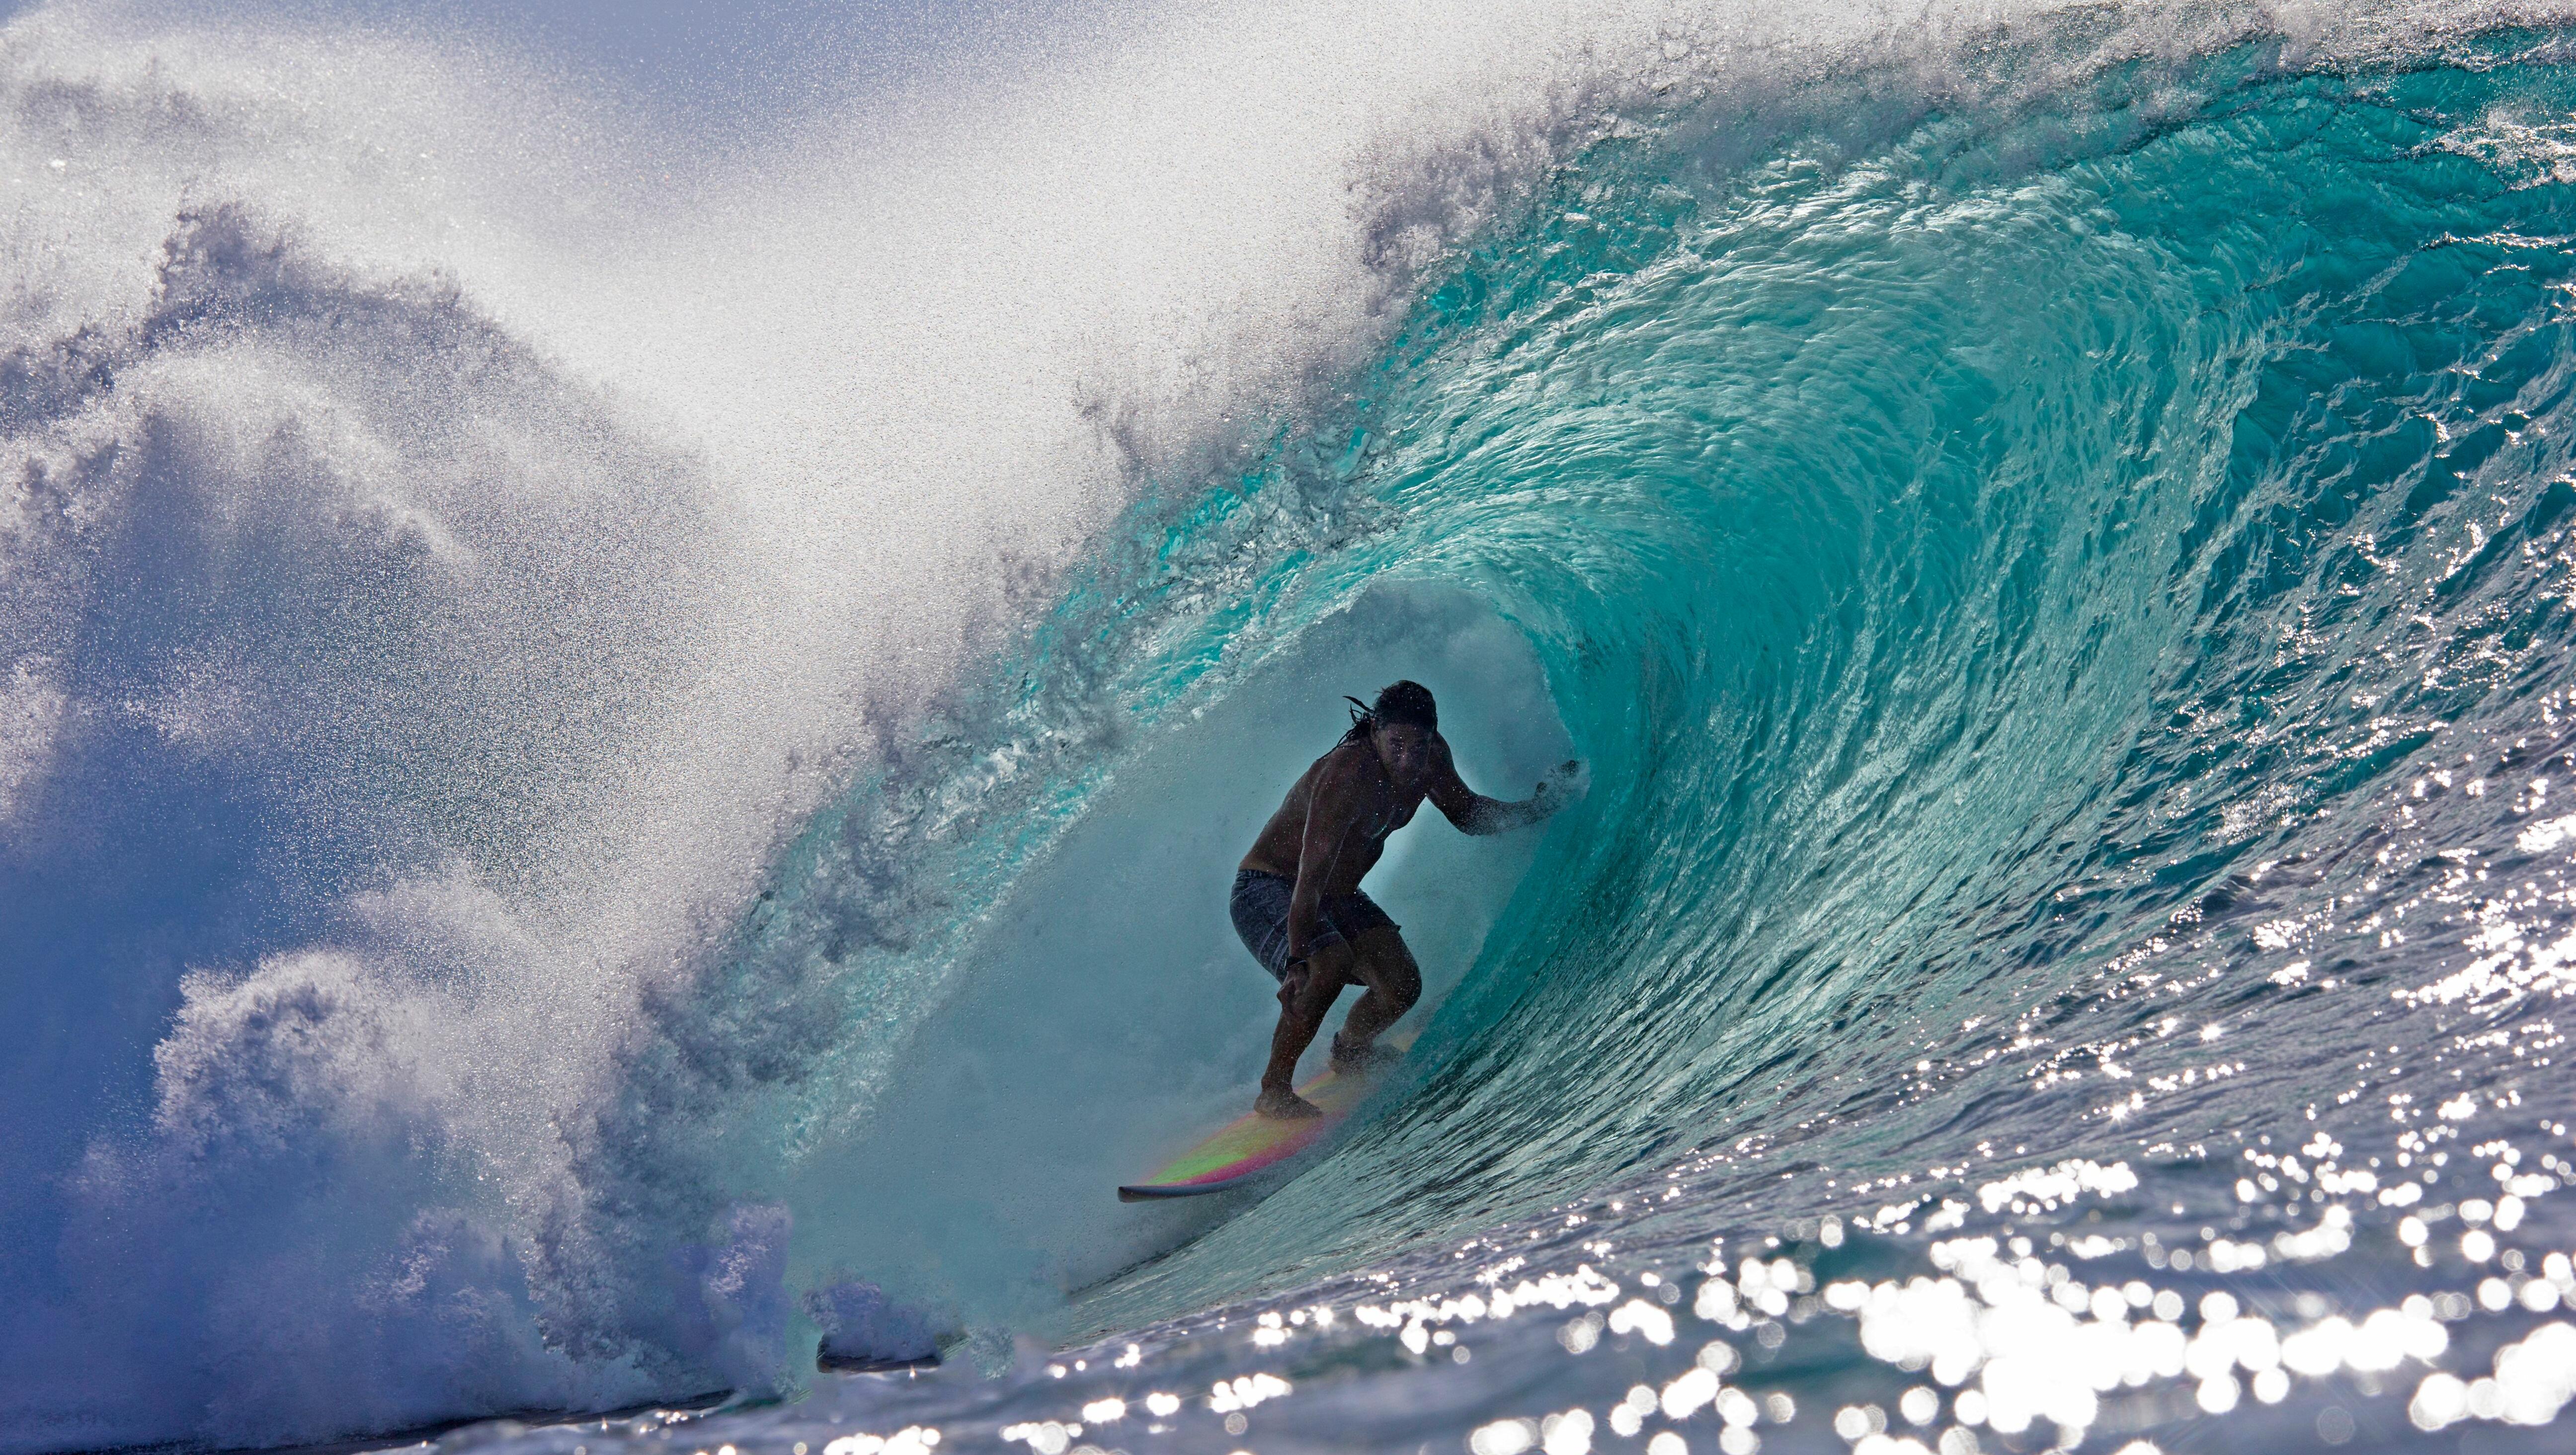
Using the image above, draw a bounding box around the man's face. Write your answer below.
[1371,721,1432,785]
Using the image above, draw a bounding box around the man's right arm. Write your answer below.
[1426,739,1582,835]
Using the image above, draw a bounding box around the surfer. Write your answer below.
[1232,680,1576,1118]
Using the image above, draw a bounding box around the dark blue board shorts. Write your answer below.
[1229,870,1398,982]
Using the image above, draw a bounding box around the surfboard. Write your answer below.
[1117,1040,1409,1202]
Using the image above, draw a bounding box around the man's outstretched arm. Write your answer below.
[1426,739,1585,836]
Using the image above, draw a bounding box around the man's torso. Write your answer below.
[1238,738,1428,892]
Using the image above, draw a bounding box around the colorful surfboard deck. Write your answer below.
[1117,1038,1410,1202]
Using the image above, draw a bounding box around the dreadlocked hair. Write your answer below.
[1341,680,1438,742]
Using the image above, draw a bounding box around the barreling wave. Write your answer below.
[13,0,2576,1450]
[1071,20,2576,1331]
[795,8,2576,1347]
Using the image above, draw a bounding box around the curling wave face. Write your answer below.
[17,2,2576,1453]
[784,15,2576,1453]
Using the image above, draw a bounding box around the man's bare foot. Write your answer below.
[1330,1034,1400,1075]
[1255,1085,1324,1120]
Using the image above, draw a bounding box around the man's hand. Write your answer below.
[1435,755,1587,835]
[1532,758,1588,809]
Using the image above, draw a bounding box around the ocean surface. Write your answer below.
[12,1,2576,1453]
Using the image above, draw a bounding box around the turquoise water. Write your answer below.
[14,5,2576,1454]
[670,27,2576,1452]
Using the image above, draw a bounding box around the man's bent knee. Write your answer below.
[1286,940,1355,1007]
[1351,927,1422,1007]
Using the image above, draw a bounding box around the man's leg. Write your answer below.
[1256,940,1354,1118]
[1331,926,1420,1070]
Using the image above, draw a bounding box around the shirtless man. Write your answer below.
[1230,680,1578,1118]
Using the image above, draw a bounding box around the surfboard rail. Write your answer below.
[1117,1170,1275,1202]
[1116,1037,1410,1201]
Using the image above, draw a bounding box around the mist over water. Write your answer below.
[18,2,2576,1454]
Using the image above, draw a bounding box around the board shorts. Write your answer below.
[1229,869,1399,982]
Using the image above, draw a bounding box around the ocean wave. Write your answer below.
[14,2,2576,1452]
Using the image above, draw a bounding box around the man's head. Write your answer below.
[1361,680,1437,785]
